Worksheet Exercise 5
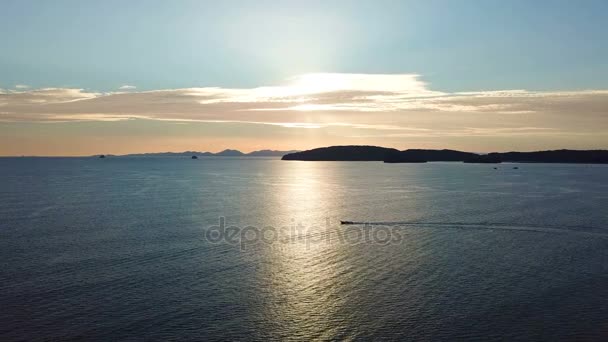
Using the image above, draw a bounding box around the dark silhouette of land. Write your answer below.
[281,146,608,164]
[463,154,502,164]
[281,146,401,161]
[385,149,477,163]
[119,149,299,158]
[246,149,300,157]
[487,150,608,163]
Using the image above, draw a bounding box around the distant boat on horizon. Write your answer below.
[99,155,106,158]
[191,155,198,159]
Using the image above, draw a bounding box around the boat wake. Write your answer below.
[341,221,608,237]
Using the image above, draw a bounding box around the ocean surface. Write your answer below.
[1,157,608,341]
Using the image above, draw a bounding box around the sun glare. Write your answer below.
[289,73,352,94]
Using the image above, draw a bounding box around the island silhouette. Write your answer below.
[281,146,608,164]
[93,146,608,163]
[117,149,300,158]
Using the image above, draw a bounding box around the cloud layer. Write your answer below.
[1,73,607,141]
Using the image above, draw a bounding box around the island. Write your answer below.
[117,149,300,158]
[281,146,400,161]
[281,146,608,164]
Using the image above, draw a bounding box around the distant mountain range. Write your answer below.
[281,146,608,164]
[119,149,300,157]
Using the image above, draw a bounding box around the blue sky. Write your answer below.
[2,0,607,92]
[1,1,607,155]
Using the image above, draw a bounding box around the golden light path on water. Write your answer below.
[255,161,358,340]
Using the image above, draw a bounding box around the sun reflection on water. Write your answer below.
[255,161,356,339]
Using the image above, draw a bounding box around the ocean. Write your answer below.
[1,157,607,340]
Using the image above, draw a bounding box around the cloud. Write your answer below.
[119,85,137,90]
[15,84,30,89]
[0,88,98,106]
[1,73,607,140]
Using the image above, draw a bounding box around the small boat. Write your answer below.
[191,155,198,159]
[99,155,106,158]
[513,166,519,169]
[340,220,355,225]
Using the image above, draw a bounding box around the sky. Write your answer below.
[1,0,607,155]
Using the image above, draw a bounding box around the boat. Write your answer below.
[340,220,355,225]
[99,155,106,158]
[191,155,198,159]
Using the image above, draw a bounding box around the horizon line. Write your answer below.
[2,145,608,158]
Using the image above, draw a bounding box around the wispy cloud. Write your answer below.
[118,85,137,90]
[15,84,30,89]
[1,73,607,139]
